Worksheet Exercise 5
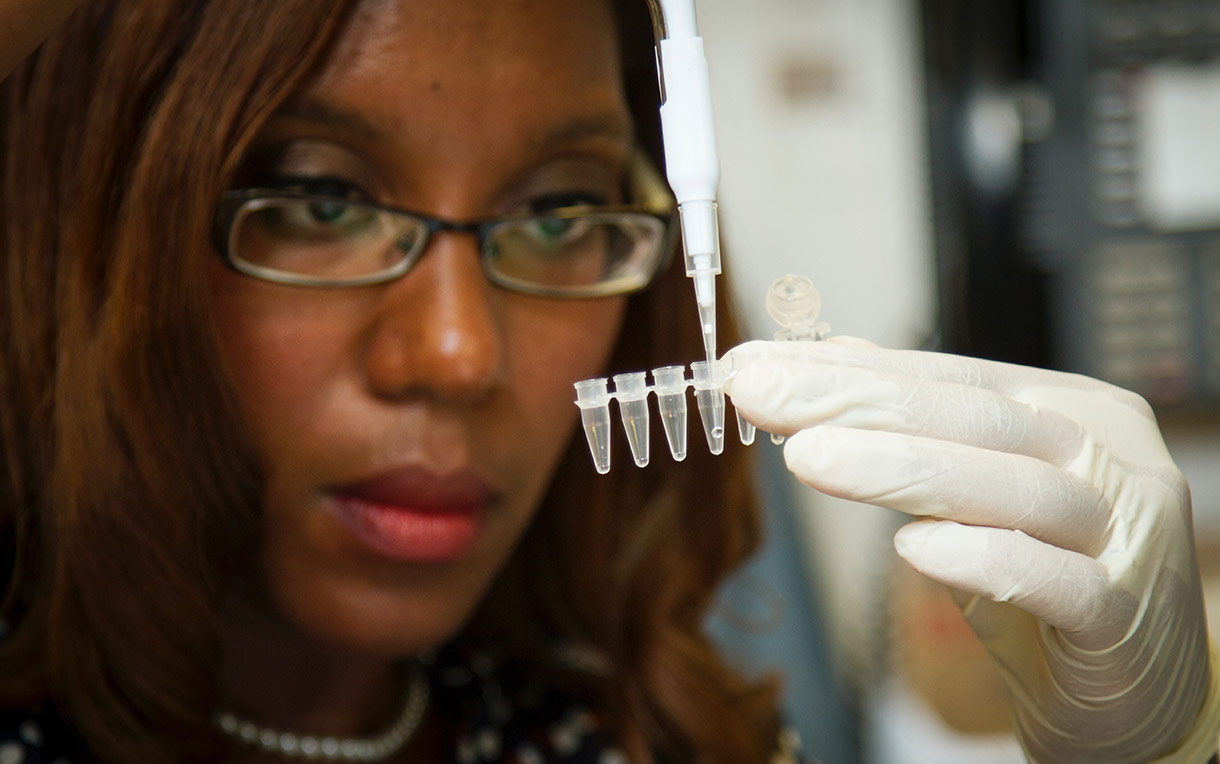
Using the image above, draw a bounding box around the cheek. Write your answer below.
[501,295,626,463]
[209,274,353,455]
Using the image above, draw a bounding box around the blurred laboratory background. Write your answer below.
[692,0,1220,761]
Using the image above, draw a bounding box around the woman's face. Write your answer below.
[210,0,630,655]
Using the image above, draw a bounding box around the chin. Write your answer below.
[268,565,493,658]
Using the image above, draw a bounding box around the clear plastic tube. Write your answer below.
[651,365,689,461]
[735,409,756,446]
[612,372,651,468]
[690,359,726,455]
[574,379,613,474]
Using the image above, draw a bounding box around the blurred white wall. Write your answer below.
[698,0,933,680]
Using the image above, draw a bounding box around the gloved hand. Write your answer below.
[724,338,1220,763]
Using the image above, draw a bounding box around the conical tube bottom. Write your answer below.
[695,388,725,455]
[617,397,651,467]
[771,432,786,445]
[656,392,689,461]
[579,405,612,474]
[735,408,756,446]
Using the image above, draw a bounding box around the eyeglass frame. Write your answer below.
[210,149,678,297]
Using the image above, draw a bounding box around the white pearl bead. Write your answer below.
[213,664,430,762]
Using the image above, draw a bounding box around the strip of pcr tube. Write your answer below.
[572,277,830,471]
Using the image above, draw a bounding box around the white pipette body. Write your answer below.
[653,0,721,363]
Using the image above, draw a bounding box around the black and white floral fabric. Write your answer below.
[0,645,805,762]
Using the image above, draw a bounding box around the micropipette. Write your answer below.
[646,0,721,363]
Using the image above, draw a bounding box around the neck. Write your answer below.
[219,600,403,739]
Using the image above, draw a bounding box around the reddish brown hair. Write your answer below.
[0,1,779,761]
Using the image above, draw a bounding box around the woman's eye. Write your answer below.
[305,200,350,224]
[245,197,381,244]
[518,216,594,248]
[534,217,579,237]
[513,191,607,246]
[255,175,383,239]
[278,200,378,238]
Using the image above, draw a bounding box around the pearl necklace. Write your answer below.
[214,664,430,762]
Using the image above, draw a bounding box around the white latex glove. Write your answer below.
[724,338,1220,763]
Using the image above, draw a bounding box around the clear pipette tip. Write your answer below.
[679,200,721,364]
[697,300,716,364]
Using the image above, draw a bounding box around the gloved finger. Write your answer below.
[894,519,1134,645]
[725,338,1105,398]
[725,340,1173,473]
[728,356,1086,467]
[825,335,879,350]
[783,426,1109,556]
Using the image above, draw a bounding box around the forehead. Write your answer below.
[298,0,629,155]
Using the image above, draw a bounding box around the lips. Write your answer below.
[328,466,493,563]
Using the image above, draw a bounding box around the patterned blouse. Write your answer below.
[0,647,807,763]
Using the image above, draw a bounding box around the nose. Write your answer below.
[362,232,505,401]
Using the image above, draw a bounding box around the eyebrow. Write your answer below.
[271,100,389,142]
[533,114,632,150]
[271,100,632,151]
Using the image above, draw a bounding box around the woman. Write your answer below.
[2,1,1218,762]
[1,0,780,761]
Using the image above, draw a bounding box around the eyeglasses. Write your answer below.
[212,152,676,297]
